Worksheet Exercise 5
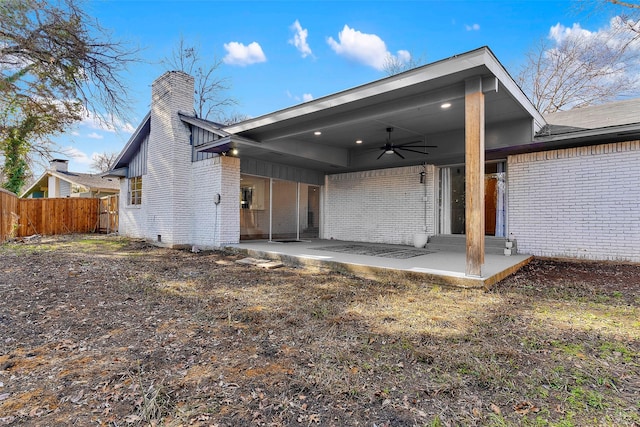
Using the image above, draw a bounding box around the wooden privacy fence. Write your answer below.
[0,189,115,242]
[0,188,19,242]
[19,198,100,236]
[98,195,119,233]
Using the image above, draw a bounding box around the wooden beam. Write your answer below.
[465,78,485,277]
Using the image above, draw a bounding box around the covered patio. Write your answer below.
[227,239,532,289]
[208,47,544,279]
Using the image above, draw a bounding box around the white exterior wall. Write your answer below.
[323,165,436,245]
[508,141,640,262]
[116,71,243,247]
[58,180,71,197]
[146,71,194,247]
[118,178,147,239]
[47,175,58,198]
[190,155,240,248]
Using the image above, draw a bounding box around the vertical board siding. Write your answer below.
[240,158,324,186]
[128,134,149,178]
[192,127,219,162]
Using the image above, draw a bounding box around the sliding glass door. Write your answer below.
[240,174,320,241]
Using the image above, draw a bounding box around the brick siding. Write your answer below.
[323,165,436,245]
[508,141,640,262]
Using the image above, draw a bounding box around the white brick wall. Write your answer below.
[508,141,640,262]
[118,178,147,238]
[117,71,242,248]
[323,165,436,245]
[146,71,194,247]
[190,155,240,248]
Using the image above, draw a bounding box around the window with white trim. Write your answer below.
[129,176,142,205]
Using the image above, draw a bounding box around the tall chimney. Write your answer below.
[50,159,69,172]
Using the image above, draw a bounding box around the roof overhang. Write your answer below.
[101,167,128,178]
[20,173,49,198]
[218,47,545,172]
[112,112,150,170]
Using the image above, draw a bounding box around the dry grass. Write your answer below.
[0,235,638,426]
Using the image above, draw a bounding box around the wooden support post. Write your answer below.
[465,77,485,277]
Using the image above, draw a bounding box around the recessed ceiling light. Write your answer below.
[314,131,322,136]
[356,140,363,144]
[231,148,238,155]
[441,102,451,109]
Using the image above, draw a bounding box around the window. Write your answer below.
[129,176,142,205]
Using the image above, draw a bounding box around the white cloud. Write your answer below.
[77,107,136,135]
[289,20,313,58]
[327,25,410,71]
[286,90,314,103]
[223,41,267,66]
[548,18,640,56]
[120,122,136,134]
[548,22,592,44]
[465,23,480,31]
[62,146,93,166]
[87,132,104,140]
[397,50,411,63]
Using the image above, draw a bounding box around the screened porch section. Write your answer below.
[240,174,320,241]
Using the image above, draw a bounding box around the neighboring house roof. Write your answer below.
[21,169,120,198]
[544,98,640,129]
[534,98,640,146]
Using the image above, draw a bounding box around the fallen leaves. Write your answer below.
[513,401,541,415]
[0,236,639,426]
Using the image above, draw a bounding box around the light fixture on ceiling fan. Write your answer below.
[376,127,437,159]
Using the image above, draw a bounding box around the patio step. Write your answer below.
[428,235,515,255]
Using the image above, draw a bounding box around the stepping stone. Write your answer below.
[236,257,283,269]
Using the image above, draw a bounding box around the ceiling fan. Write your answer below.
[376,127,437,159]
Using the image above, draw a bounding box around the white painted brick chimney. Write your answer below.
[146,71,195,247]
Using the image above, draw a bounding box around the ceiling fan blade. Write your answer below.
[397,147,430,155]
[397,141,438,148]
[376,151,386,160]
[394,150,405,159]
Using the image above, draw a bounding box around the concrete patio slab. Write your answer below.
[226,239,532,289]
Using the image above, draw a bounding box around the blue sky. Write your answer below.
[55,0,623,173]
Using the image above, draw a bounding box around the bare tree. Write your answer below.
[91,151,119,173]
[163,36,237,120]
[1,0,138,193]
[517,18,640,113]
[605,0,640,10]
[383,54,425,76]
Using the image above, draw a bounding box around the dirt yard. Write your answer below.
[0,235,638,426]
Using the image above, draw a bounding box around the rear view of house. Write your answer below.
[108,47,640,278]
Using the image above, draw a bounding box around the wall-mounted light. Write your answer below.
[419,171,426,183]
[231,148,239,156]
[314,131,322,136]
[441,102,451,109]
[355,140,363,144]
